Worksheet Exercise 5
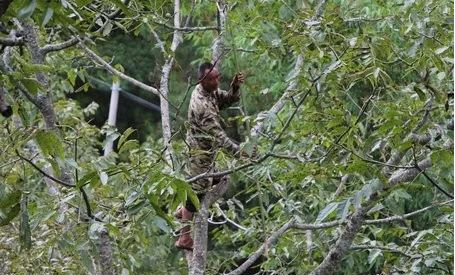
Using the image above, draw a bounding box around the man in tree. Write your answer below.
[174,62,246,250]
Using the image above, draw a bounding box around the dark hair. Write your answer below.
[198,62,214,80]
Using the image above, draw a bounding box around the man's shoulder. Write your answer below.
[190,85,210,103]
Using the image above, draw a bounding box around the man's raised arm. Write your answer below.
[214,73,245,109]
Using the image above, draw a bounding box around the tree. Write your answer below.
[0,0,453,274]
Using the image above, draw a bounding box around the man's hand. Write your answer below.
[231,72,245,89]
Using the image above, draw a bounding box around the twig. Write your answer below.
[15,150,75,188]
[412,146,453,199]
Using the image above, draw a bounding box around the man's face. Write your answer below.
[200,68,221,93]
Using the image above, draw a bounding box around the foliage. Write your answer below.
[0,0,453,275]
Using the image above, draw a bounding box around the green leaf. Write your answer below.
[99,172,108,185]
[42,7,54,27]
[77,171,98,188]
[367,249,382,265]
[316,202,338,223]
[337,198,351,221]
[17,0,37,18]
[109,0,132,16]
[431,150,453,164]
[119,140,139,154]
[67,70,77,86]
[118,127,136,150]
[434,46,449,55]
[0,188,21,209]
[0,204,20,226]
[413,85,426,101]
[146,195,172,224]
[21,78,42,94]
[35,130,65,159]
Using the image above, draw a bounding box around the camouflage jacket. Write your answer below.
[186,84,241,169]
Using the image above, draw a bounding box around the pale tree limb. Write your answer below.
[225,219,296,275]
[154,21,218,32]
[79,42,161,96]
[388,158,432,185]
[212,0,227,71]
[11,22,115,273]
[0,36,23,46]
[224,157,440,274]
[190,176,231,275]
[309,205,369,275]
[158,0,183,168]
[250,55,304,138]
[250,0,329,138]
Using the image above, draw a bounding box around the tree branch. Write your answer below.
[225,219,296,275]
[79,42,168,99]
[40,36,79,55]
[0,36,23,46]
[225,199,451,274]
[15,150,75,188]
[154,21,218,32]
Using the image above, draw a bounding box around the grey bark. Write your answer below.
[212,0,227,71]
[158,0,183,167]
[190,176,230,275]
[309,206,368,275]
[98,228,115,275]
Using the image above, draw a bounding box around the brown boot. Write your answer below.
[175,225,193,250]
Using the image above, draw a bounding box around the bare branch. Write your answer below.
[40,37,79,55]
[154,21,219,32]
[225,219,296,275]
[79,42,163,97]
[0,36,23,46]
[15,150,75,188]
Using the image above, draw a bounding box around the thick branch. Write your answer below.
[98,228,115,275]
[309,206,368,275]
[225,219,296,275]
[0,36,23,46]
[388,158,432,186]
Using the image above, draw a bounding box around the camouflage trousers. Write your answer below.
[187,153,218,194]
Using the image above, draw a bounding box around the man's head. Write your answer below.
[198,62,220,93]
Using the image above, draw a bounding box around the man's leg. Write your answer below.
[174,206,194,250]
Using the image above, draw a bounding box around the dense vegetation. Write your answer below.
[0,0,453,274]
